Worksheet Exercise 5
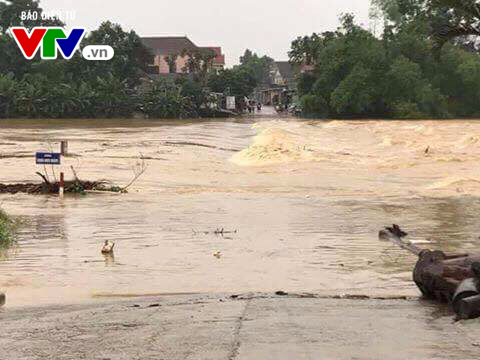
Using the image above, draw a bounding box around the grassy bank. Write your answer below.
[0,209,16,248]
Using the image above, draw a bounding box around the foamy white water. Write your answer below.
[1,116,480,306]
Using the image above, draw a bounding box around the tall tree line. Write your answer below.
[293,1,480,118]
[0,0,263,119]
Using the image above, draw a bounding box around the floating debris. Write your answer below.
[193,228,238,236]
[380,224,480,320]
[101,240,115,255]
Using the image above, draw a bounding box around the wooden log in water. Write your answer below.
[0,292,5,306]
[413,250,477,302]
[380,225,480,313]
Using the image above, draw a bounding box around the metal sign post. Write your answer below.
[35,140,68,198]
[59,141,68,198]
[59,171,64,198]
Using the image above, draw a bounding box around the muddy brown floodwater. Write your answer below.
[1,114,480,307]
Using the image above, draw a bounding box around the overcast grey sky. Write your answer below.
[41,0,372,66]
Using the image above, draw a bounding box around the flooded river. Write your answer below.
[2,114,480,307]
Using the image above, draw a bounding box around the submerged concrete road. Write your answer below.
[1,293,480,360]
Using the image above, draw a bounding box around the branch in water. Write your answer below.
[35,172,50,185]
[122,155,148,191]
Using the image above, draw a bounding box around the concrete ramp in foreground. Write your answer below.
[0,293,478,360]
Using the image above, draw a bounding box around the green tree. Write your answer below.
[238,49,274,85]
[0,0,63,34]
[373,0,480,50]
[296,72,317,96]
[0,0,238,120]
[386,56,447,118]
[331,65,376,115]
[208,67,257,98]
[290,12,475,118]
[175,76,214,116]
[66,21,151,89]
[0,0,64,78]
[0,32,31,78]
[141,80,194,118]
[0,73,17,117]
[239,49,254,64]
[289,33,331,66]
[304,14,388,117]
[0,14,151,118]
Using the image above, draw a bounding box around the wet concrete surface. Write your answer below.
[1,293,480,360]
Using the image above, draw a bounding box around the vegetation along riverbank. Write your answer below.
[0,208,16,248]
[0,0,267,119]
[2,0,480,120]
[291,1,480,119]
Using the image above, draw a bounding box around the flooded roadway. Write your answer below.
[1,115,480,307]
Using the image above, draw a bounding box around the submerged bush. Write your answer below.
[0,209,16,248]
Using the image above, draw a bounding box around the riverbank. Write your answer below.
[0,292,479,360]
[0,209,16,248]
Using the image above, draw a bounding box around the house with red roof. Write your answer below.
[141,36,225,76]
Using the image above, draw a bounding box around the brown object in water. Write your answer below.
[101,240,115,254]
[0,173,115,195]
[0,292,5,306]
[380,225,475,303]
[413,249,474,303]
[0,181,105,194]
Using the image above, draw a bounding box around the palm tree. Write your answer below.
[288,33,328,66]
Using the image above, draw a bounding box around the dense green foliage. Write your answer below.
[0,0,247,119]
[0,209,16,248]
[8,0,480,120]
[207,49,270,98]
[208,67,257,98]
[239,49,274,85]
[0,0,64,33]
[0,0,155,118]
[372,0,480,55]
[141,79,217,118]
[293,10,480,119]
